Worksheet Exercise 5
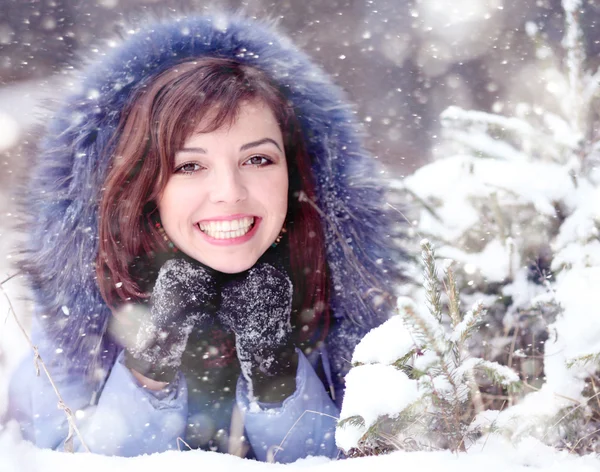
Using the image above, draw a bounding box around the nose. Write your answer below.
[208,165,248,204]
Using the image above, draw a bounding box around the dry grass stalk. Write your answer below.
[0,274,91,453]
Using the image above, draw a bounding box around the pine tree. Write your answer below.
[398,0,600,454]
[336,240,519,455]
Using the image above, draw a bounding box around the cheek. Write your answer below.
[156,183,186,227]
[159,180,202,212]
[267,174,289,218]
[156,188,173,220]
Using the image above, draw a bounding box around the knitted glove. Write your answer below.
[217,263,298,403]
[124,257,219,382]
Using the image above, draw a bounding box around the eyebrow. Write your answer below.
[179,138,283,154]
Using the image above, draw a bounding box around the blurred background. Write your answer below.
[3,0,599,175]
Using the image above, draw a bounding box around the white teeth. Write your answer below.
[198,217,255,239]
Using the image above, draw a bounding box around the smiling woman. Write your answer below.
[159,101,289,274]
[5,14,401,463]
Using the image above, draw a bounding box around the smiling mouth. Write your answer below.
[198,216,256,239]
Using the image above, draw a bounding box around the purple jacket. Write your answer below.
[10,317,339,461]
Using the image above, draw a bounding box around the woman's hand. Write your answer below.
[124,257,219,384]
[217,263,298,403]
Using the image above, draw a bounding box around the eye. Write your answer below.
[174,162,204,175]
[244,155,273,167]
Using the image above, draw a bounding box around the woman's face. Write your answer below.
[158,100,289,274]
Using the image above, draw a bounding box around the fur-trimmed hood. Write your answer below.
[21,14,401,382]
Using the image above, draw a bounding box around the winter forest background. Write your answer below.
[4,0,600,470]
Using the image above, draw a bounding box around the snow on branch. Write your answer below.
[335,240,519,455]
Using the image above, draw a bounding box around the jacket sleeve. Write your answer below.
[8,319,188,456]
[236,349,340,463]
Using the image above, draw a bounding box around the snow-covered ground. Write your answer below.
[1,418,600,472]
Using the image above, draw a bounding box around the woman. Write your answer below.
[6,14,399,462]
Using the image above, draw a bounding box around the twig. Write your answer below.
[569,427,600,454]
[521,379,541,391]
[1,271,21,286]
[0,277,91,453]
[392,187,443,223]
[385,201,425,241]
[507,325,519,371]
[542,391,600,442]
[425,372,460,452]
[228,403,249,458]
[176,437,193,452]
[479,400,507,452]
[590,376,600,418]
[271,409,340,462]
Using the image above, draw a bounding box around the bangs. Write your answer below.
[147,59,292,172]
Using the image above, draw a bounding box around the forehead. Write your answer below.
[183,100,283,146]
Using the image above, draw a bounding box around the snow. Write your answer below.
[562,0,582,14]
[402,113,600,446]
[351,314,415,365]
[2,421,600,472]
[400,154,579,245]
[552,188,600,268]
[442,239,512,284]
[335,365,420,452]
[450,305,481,343]
[441,106,536,138]
[552,268,600,365]
[0,112,19,153]
[457,358,520,386]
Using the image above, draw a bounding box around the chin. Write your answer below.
[203,257,258,275]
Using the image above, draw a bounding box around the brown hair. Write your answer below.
[97,58,329,343]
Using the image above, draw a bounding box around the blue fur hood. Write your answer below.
[21,14,400,380]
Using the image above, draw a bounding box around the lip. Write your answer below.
[197,213,256,223]
[195,217,261,246]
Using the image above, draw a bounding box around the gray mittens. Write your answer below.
[217,263,298,403]
[124,257,219,382]
[122,258,298,402]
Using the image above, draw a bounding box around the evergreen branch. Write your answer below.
[450,301,486,345]
[443,263,463,367]
[420,239,444,323]
[400,302,446,356]
[449,129,530,161]
[458,358,521,389]
[444,264,461,329]
[435,355,464,406]
[441,106,535,137]
[338,415,366,430]
[566,352,600,368]
[393,350,418,375]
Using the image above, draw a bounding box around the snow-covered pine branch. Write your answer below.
[421,239,443,323]
[450,302,485,345]
[336,241,519,454]
[398,0,600,455]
